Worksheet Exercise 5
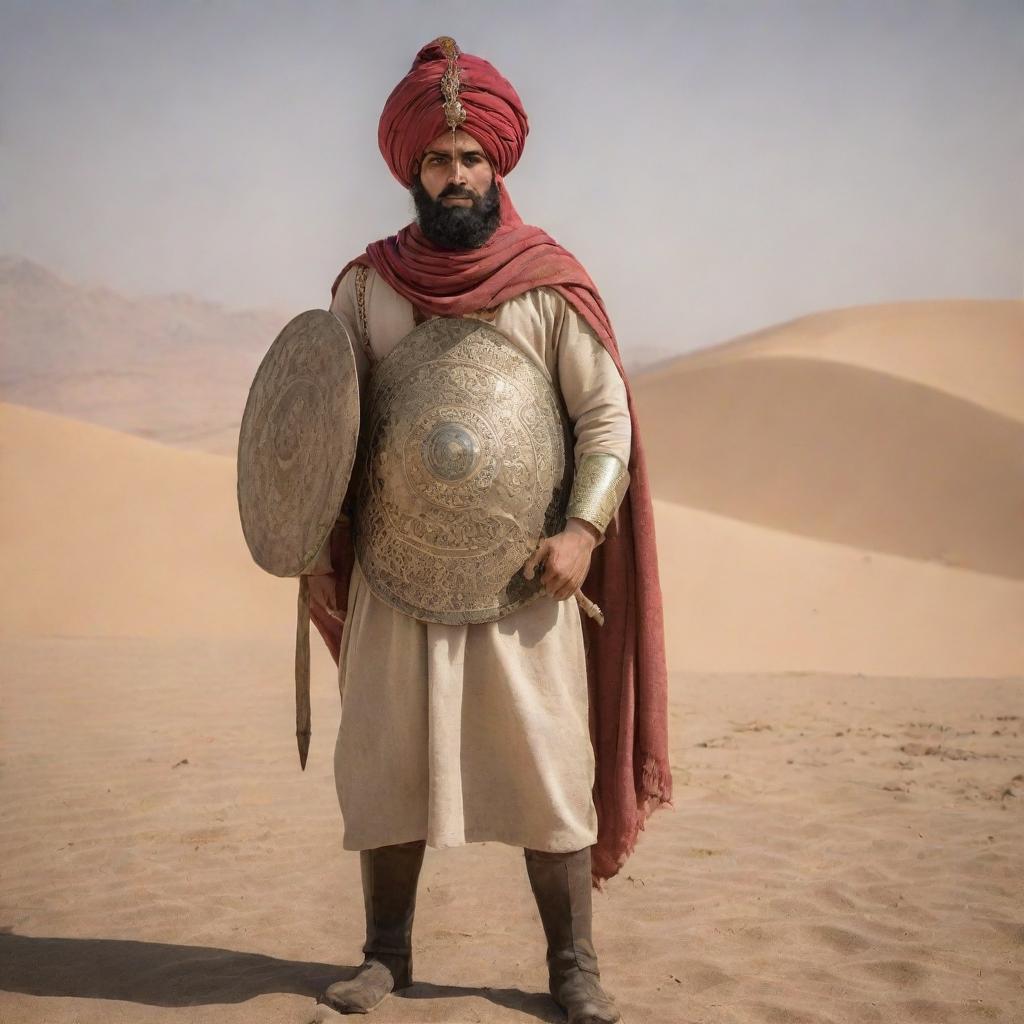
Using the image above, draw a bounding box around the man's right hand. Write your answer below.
[307,572,344,622]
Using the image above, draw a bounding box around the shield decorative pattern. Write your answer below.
[237,309,359,578]
[355,317,572,624]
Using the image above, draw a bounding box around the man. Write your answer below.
[304,37,671,1023]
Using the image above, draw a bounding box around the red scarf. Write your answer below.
[311,186,672,885]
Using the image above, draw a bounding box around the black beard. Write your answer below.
[411,177,501,250]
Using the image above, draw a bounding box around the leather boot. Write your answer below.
[524,846,622,1024]
[321,838,426,1014]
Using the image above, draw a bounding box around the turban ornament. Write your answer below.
[378,36,529,188]
[438,37,467,132]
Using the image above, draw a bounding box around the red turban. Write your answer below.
[378,37,529,187]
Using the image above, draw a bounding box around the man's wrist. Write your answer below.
[565,517,600,548]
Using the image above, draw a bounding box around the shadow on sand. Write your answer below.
[0,931,561,1020]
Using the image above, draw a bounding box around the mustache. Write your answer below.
[438,185,479,200]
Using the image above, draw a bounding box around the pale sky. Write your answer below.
[1,0,1022,365]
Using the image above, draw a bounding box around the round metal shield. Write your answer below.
[237,309,359,577]
[355,317,572,624]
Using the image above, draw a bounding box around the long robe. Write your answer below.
[314,267,632,852]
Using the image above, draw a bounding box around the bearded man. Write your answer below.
[303,37,671,1023]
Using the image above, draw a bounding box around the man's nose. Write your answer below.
[448,159,467,184]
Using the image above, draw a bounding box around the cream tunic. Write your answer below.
[323,267,630,853]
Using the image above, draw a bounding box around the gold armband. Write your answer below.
[565,453,630,535]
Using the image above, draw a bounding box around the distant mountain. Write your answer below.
[0,257,288,454]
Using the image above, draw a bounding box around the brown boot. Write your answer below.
[321,838,426,1015]
[524,846,622,1024]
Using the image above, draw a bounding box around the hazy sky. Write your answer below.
[1,0,1021,365]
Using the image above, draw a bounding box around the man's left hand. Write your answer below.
[523,518,600,601]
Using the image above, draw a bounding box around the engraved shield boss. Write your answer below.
[355,317,572,624]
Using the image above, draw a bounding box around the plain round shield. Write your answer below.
[237,309,359,577]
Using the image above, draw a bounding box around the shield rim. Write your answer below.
[237,308,360,577]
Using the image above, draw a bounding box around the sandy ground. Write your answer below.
[1,636,1021,1024]
[2,299,1022,1021]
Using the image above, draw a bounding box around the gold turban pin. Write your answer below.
[436,36,467,130]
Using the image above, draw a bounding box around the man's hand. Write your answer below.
[523,518,600,601]
[306,572,344,622]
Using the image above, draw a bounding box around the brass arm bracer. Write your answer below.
[565,452,630,535]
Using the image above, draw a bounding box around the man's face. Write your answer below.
[412,129,501,250]
[417,129,494,202]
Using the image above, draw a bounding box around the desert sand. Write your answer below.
[2,300,1022,1023]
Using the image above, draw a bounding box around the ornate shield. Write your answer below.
[237,309,359,578]
[355,317,572,624]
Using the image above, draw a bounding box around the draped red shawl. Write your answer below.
[308,183,672,886]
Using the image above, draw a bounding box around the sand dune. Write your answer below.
[633,301,1024,579]
[0,401,293,638]
[4,398,1020,676]
[643,300,1024,420]
[654,498,1024,677]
